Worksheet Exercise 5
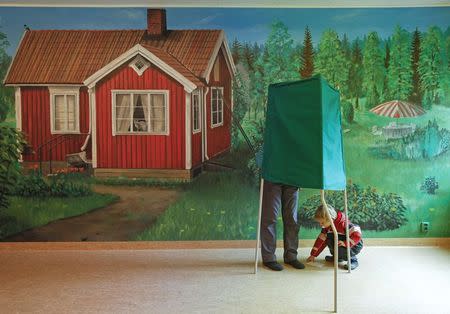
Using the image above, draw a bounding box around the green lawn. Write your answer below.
[0,193,118,240]
[138,105,450,241]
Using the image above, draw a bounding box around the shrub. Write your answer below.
[342,100,355,124]
[420,177,439,194]
[0,126,26,209]
[369,120,450,160]
[299,182,408,231]
[13,171,92,197]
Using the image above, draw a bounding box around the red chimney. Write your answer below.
[147,9,167,36]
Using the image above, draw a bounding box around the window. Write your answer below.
[192,92,200,133]
[211,87,223,127]
[113,90,169,135]
[129,55,150,76]
[50,88,79,134]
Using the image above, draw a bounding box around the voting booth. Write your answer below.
[255,76,350,313]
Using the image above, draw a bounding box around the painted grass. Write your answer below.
[138,105,450,241]
[1,193,118,240]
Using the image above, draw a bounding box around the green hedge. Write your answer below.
[299,183,408,231]
[13,171,92,197]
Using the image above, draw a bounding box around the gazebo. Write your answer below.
[254,76,350,313]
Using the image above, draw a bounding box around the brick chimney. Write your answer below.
[147,9,167,36]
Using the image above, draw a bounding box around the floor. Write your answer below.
[0,246,449,313]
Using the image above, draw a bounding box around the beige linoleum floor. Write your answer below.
[0,246,449,314]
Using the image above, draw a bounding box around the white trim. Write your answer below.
[1,1,444,8]
[203,87,210,160]
[49,86,80,134]
[192,91,201,134]
[200,88,205,162]
[129,55,150,76]
[203,31,236,84]
[14,87,22,132]
[89,87,98,168]
[3,30,27,85]
[84,44,197,93]
[185,92,192,170]
[211,87,224,128]
[111,89,170,136]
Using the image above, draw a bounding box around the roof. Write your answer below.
[4,29,227,86]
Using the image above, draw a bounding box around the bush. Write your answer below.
[299,182,408,231]
[13,171,92,197]
[420,177,439,194]
[342,100,355,124]
[0,126,26,209]
[369,120,450,160]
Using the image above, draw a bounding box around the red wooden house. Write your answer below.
[4,9,236,179]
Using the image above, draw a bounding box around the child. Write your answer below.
[306,204,363,270]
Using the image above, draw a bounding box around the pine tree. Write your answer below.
[387,25,413,101]
[231,38,242,65]
[348,40,363,109]
[383,42,390,100]
[300,26,314,78]
[419,26,443,108]
[242,42,254,71]
[315,29,349,96]
[362,32,385,109]
[0,30,13,122]
[410,28,422,105]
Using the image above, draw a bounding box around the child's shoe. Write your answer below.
[344,260,359,270]
[325,255,344,263]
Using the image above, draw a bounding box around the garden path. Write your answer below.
[5,185,180,241]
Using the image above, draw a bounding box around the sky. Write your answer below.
[0,7,449,55]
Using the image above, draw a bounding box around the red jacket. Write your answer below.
[310,211,362,257]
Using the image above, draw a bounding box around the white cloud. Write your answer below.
[332,10,364,22]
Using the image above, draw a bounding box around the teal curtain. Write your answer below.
[262,76,346,190]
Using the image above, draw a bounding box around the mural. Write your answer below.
[0,7,449,241]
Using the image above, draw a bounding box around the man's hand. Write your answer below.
[338,240,346,247]
[306,256,315,263]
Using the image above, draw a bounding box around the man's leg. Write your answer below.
[281,185,300,263]
[260,181,281,263]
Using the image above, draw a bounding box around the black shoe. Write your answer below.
[285,259,305,269]
[263,261,284,271]
[325,255,344,263]
[344,260,359,270]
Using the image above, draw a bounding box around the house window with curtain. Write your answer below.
[50,88,80,134]
[211,87,223,127]
[192,92,200,133]
[113,90,169,135]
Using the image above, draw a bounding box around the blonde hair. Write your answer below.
[314,204,337,220]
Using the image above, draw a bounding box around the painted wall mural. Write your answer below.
[0,7,449,241]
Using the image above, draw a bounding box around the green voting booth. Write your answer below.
[254,76,351,313]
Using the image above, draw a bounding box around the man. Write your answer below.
[257,149,305,271]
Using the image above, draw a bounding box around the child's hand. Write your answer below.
[306,256,315,263]
[338,240,346,247]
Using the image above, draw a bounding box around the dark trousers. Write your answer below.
[326,233,363,262]
[260,180,299,263]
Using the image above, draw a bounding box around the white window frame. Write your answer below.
[49,87,80,134]
[192,91,201,134]
[129,55,150,76]
[211,87,224,128]
[111,89,170,136]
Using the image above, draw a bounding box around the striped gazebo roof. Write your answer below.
[370,100,425,118]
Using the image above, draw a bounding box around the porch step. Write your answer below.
[65,151,91,168]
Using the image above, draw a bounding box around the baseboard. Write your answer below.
[0,238,449,250]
